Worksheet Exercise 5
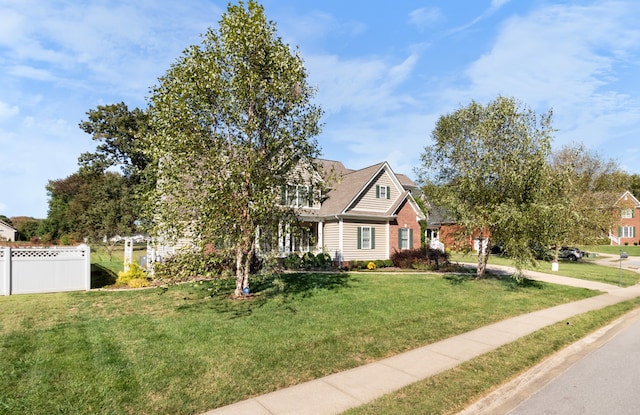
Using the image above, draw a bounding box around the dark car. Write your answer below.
[556,246,583,261]
[490,244,504,254]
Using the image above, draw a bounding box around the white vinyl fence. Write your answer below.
[0,245,91,295]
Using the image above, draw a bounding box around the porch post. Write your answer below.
[317,221,323,253]
[338,218,343,261]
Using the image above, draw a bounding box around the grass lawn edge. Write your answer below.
[343,298,640,415]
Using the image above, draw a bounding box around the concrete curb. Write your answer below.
[456,307,640,415]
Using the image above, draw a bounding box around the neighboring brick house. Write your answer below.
[0,219,17,242]
[611,190,640,245]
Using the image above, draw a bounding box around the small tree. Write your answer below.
[417,96,554,278]
[145,1,322,296]
[543,144,627,261]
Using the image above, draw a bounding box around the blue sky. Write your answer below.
[1,0,639,218]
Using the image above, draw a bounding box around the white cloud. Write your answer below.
[443,1,640,151]
[1,1,220,102]
[8,65,57,82]
[308,52,419,117]
[0,8,23,44]
[490,0,512,12]
[408,7,442,30]
[0,101,19,119]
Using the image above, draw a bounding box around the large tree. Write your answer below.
[417,96,554,277]
[10,216,42,242]
[79,102,150,180]
[145,1,322,296]
[626,173,640,199]
[44,171,137,257]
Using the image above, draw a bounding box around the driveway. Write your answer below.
[592,253,640,274]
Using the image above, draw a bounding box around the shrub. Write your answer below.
[116,263,149,288]
[127,277,150,288]
[348,260,367,270]
[153,250,234,281]
[301,252,316,269]
[284,253,302,270]
[375,259,394,268]
[315,252,332,269]
[367,261,376,270]
[390,247,450,270]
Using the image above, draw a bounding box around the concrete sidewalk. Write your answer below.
[203,272,640,415]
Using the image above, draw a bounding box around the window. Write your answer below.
[620,226,636,238]
[621,208,634,219]
[398,228,413,249]
[357,226,375,249]
[376,185,390,199]
[281,185,314,208]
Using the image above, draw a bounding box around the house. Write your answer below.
[150,159,427,265]
[285,159,426,263]
[424,204,454,251]
[610,190,640,245]
[0,219,17,242]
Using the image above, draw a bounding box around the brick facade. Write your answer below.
[389,199,423,255]
[613,191,640,246]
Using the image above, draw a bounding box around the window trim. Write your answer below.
[375,185,391,199]
[620,225,636,238]
[621,208,634,219]
[357,226,376,250]
[398,227,413,250]
[281,184,315,208]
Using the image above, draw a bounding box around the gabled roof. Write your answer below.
[315,162,384,217]
[615,190,640,207]
[316,159,354,180]
[312,161,423,220]
[396,173,418,193]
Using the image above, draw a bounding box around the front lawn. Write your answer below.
[0,272,598,415]
[583,244,640,256]
[450,252,640,287]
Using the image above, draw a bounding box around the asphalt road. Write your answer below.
[506,313,640,415]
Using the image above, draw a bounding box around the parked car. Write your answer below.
[556,246,583,261]
[490,244,504,254]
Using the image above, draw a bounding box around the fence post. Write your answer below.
[79,244,91,291]
[1,246,10,295]
[124,238,133,272]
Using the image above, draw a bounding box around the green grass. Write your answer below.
[450,251,640,287]
[345,298,640,414]
[89,243,147,288]
[0,272,598,415]
[582,244,640,256]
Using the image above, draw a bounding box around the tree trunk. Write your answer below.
[476,238,490,278]
[234,246,246,297]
